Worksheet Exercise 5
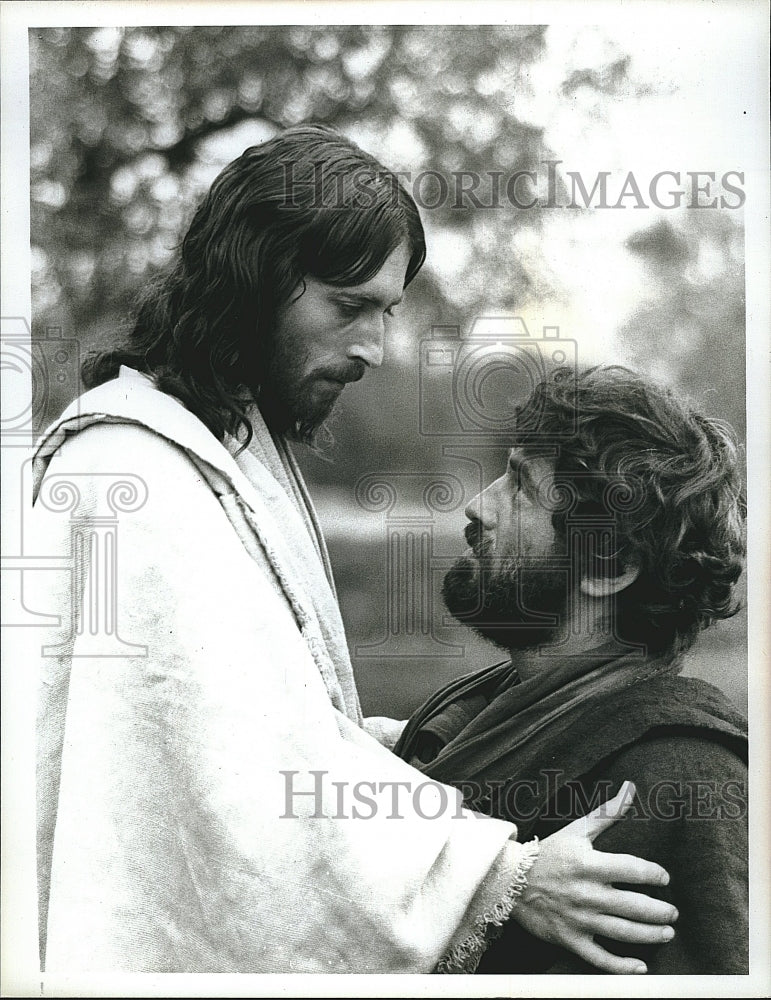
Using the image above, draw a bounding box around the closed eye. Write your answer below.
[334,300,363,320]
[508,457,536,501]
[333,295,399,321]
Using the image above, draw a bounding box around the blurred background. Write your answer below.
[29,23,748,717]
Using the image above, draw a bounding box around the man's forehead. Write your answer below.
[329,243,410,301]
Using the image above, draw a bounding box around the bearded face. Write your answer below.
[257,245,409,444]
[442,450,571,652]
[257,333,353,444]
[442,540,570,652]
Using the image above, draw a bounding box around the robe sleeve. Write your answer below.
[32,422,537,974]
[362,715,408,751]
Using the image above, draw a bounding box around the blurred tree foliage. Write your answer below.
[621,212,745,442]
[30,24,745,477]
[30,24,551,477]
[30,25,546,333]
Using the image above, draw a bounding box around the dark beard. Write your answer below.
[257,374,338,446]
[257,340,364,447]
[442,554,570,652]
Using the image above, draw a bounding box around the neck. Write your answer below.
[508,591,627,680]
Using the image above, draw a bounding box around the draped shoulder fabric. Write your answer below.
[395,642,747,805]
[30,368,538,974]
[395,644,749,975]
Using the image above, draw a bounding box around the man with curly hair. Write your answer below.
[396,364,748,974]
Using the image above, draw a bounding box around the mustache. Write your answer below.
[316,360,367,384]
[464,519,492,558]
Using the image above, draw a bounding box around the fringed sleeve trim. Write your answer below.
[435,837,540,974]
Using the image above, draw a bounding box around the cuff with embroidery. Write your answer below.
[435,836,540,974]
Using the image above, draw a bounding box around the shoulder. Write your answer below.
[524,728,749,847]
[587,732,748,851]
[596,731,747,819]
[46,420,194,476]
[583,668,747,737]
[555,669,748,778]
[34,370,239,494]
[35,420,229,542]
[39,419,219,509]
[608,729,747,782]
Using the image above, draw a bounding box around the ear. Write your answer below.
[580,563,640,598]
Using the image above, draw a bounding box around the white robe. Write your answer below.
[30,367,538,973]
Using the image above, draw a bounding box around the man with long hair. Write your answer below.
[32,127,677,973]
[397,365,749,973]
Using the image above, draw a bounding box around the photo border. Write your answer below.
[2,2,769,996]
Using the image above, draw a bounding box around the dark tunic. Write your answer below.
[396,657,748,975]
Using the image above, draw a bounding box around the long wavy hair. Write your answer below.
[515,365,746,661]
[82,123,426,445]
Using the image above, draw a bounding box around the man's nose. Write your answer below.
[347,315,385,368]
[465,483,497,529]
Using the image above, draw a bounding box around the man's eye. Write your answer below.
[507,465,533,501]
[335,301,361,319]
